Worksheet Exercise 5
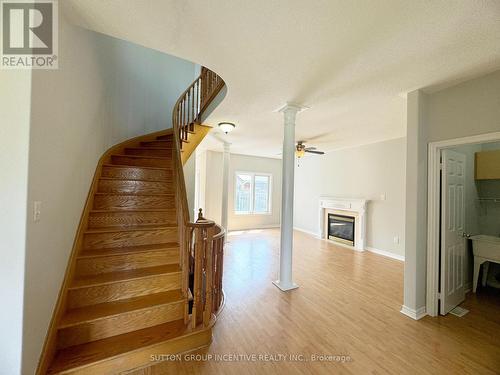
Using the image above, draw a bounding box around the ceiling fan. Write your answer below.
[295,141,324,158]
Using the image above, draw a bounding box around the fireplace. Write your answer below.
[328,214,355,246]
[319,197,367,251]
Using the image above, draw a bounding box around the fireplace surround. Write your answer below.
[319,197,368,251]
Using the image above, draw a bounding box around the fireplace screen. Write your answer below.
[328,214,355,246]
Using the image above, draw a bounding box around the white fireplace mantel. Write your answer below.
[319,197,368,251]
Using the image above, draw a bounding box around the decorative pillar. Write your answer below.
[221,142,231,231]
[273,103,307,291]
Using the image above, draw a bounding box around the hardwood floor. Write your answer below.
[134,229,500,375]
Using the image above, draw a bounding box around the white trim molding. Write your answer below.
[228,224,280,231]
[365,247,405,262]
[293,226,320,238]
[400,305,427,320]
[426,131,500,317]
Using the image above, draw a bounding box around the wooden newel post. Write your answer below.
[191,227,204,328]
[203,225,215,327]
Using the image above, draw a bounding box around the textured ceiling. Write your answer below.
[64,0,500,157]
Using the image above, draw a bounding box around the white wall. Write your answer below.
[96,34,197,148]
[199,151,282,230]
[203,151,223,223]
[0,71,32,375]
[294,138,406,257]
[404,69,500,313]
[183,155,197,221]
[20,15,197,375]
[194,148,207,217]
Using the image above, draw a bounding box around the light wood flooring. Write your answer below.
[132,229,500,375]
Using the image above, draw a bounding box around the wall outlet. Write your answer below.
[393,235,400,244]
[33,201,42,222]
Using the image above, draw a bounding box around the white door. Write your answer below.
[440,149,466,315]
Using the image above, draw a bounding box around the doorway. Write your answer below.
[427,131,500,316]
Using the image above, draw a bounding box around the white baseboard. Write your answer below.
[293,226,320,238]
[400,305,427,320]
[228,224,280,231]
[365,246,405,262]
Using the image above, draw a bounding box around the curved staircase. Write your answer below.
[38,68,226,374]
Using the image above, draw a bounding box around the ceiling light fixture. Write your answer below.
[295,148,306,158]
[218,122,236,134]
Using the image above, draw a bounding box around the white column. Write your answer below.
[273,103,307,291]
[221,142,230,231]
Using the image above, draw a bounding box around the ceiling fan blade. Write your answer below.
[304,146,317,151]
[305,150,325,155]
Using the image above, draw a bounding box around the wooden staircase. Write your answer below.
[38,67,226,374]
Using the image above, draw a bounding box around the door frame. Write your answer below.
[426,131,500,317]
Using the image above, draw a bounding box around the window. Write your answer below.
[234,172,272,214]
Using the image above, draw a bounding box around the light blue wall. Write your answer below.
[94,31,198,147]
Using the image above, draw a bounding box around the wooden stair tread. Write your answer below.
[85,224,176,232]
[94,190,173,197]
[79,243,180,258]
[84,224,177,235]
[70,265,181,289]
[98,176,172,183]
[94,192,174,196]
[90,208,175,213]
[125,147,174,151]
[48,320,186,374]
[59,290,184,328]
[102,164,171,171]
[111,154,171,160]
[90,207,175,214]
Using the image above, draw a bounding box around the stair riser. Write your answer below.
[101,166,172,181]
[83,228,178,250]
[93,195,175,210]
[88,210,177,229]
[141,140,173,148]
[156,135,173,141]
[67,273,181,309]
[97,180,173,194]
[125,148,173,158]
[76,250,179,276]
[111,155,172,168]
[57,302,184,349]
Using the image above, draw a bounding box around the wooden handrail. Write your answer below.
[173,67,225,150]
[172,67,226,329]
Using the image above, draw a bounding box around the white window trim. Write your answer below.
[234,171,272,215]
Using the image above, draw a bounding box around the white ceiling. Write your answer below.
[64,0,500,157]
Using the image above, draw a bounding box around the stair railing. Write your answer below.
[173,66,225,148]
[172,67,225,328]
[186,218,225,327]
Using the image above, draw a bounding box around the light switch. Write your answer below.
[34,201,42,222]
[380,193,386,201]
